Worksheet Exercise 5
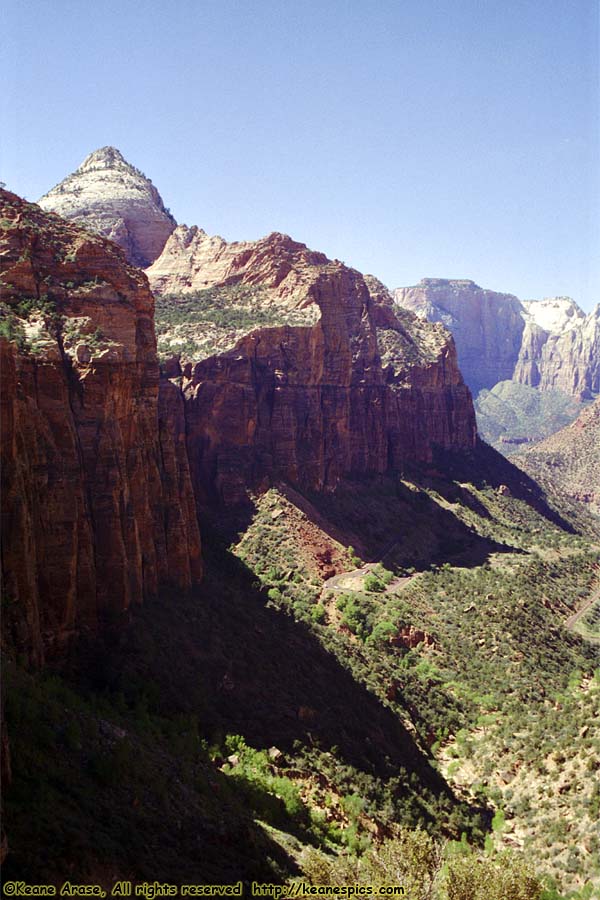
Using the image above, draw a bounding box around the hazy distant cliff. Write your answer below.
[394,279,599,401]
[515,300,600,396]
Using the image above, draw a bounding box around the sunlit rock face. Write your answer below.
[393,279,526,395]
[394,280,599,400]
[38,146,176,268]
[149,232,477,504]
[515,301,600,398]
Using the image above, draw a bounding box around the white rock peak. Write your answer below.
[522,297,585,335]
[38,147,177,268]
[79,146,130,171]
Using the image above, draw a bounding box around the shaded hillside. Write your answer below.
[516,398,600,519]
[4,444,599,892]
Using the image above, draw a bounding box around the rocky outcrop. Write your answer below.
[150,232,477,504]
[147,225,331,298]
[0,190,201,664]
[394,281,599,401]
[38,147,176,268]
[390,625,436,650]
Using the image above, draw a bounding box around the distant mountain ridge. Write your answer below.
[394,278,599,401]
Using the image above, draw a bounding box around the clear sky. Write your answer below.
[2,0,599,310]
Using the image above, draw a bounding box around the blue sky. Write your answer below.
[2,0,598,309]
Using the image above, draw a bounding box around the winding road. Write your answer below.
[565,578,600,642]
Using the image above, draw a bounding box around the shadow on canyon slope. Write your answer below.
[72,541,484,836]
[300,472,521,571]
[202,471,523,576]
[432,439,579,535]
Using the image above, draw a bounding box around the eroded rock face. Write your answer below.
[514,303,600,398]
[150,232,477,504]
[393,279,526,395]
[394,281,599,400]
[38,147,176,268]
[147,225,331,299]
[0,190,201,663]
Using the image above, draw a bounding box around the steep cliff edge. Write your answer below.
[38,147,176,268]
[394,280,599,401]
[393,279,526,395]
[0,190,201,663]
[149,232,477,504]
[514,301,600,397]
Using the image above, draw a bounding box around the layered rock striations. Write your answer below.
[150,233,477,504]
[38,147,176,268]
[515,301,599,397]
[0,190,201,663]
[2,168,479,659]
[393,279,526,395]
[394,281,599,400]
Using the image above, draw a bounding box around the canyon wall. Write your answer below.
[4,168,479,657]
[393,279,526,395]
[0,190,201,664]
[514,304,600,396]
[394,280,599,400]
[148,233,477,504]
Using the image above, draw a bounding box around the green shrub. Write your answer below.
[364,574,384,593]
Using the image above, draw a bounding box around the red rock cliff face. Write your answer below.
[150,233,477,504]
[0,191,202,664]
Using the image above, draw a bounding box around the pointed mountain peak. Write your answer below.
[79,146,129,172]
[38,148,176,268]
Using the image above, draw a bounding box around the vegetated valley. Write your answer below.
[4,454,599,896]
[1,158,599,900]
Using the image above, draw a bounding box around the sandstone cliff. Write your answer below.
[0,190,201,664]
[38,147,176,268]
[149,232,477,504]
[394,280,599,401]
[514,301,599,397]
[392,279,526,395]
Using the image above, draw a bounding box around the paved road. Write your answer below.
[565,580,600,640]
[320,562,413,598]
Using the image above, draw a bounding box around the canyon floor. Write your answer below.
[3,445,599,897]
